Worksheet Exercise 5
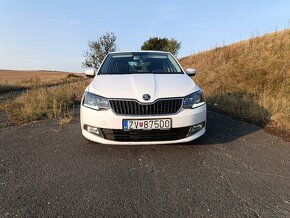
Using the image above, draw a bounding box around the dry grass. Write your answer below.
[0,69,71,82]
[180,29,290,130]
[0,69,85,93]
[59,116,73,126]
[0,69,88,125]
[4,79,89,124]
[58,107,74,126]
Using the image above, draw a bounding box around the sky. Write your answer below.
[0,0,290,72]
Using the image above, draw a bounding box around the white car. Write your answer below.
[80,51,206,145]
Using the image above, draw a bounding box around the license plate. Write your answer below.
[123,119,171,131]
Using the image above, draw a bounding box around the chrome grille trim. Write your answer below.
[109,98,183,115]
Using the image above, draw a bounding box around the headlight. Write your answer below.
[83,92,109,111]
[183,90,204,109]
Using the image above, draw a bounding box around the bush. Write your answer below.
[141,37,181,56]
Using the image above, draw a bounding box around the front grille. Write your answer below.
[101,127,190,142]
[109,98,183,115]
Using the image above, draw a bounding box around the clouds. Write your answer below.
[154,3,179,22]
[134,3,180,36]
[37,18,81,27]
[67,20,80,26]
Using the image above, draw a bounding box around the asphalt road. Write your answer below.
[0,110,289,217]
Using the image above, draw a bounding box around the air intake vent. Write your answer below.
[101,127,190,142]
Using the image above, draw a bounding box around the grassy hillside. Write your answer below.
[180,29,290,131]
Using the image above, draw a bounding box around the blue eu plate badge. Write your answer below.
[123,120,129,131]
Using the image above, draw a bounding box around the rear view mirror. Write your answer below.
[84,69,96,78]
[185,68,196,76]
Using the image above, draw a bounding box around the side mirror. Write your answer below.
[185,68,196,76]
[84,69,96,78]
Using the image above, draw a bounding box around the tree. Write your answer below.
[82,32,117,68]
[141,37,181,56]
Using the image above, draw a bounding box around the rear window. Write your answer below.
[99,52,183,75]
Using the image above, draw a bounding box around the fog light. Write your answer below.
[193,123,204,130]
[84,125,100,135]
[186,122,205,137]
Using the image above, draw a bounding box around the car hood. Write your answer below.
[88,74,200,103]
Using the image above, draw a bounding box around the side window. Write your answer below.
[168,54,182,72]
[167,59,177,72]
[99,55,112,73]
[163,59,172,72]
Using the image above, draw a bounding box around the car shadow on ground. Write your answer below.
[189,110,260,145]
[192,91,271,145]
[84,110,263,155]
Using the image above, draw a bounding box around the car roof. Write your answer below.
[109,50,170,55]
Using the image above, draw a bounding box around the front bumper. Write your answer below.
[80,103,207,145]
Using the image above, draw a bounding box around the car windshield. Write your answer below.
[99,52,183,74]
